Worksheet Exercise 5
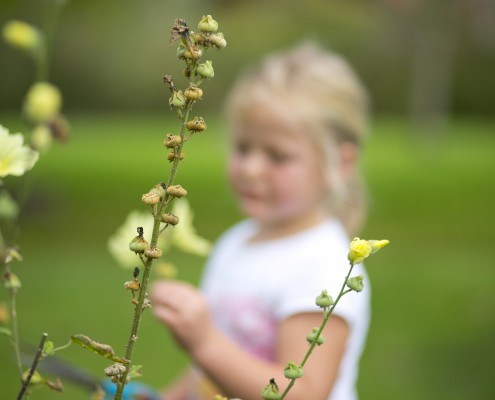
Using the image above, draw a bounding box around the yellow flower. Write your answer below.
[348,237,389,266]
[2,20,40,52]
[24,82,62,123]
[0,125,39,178]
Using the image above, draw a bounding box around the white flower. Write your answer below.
[108,199,211,269]
[0,125,39,178]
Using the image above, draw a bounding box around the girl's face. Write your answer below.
[228,104,329,233]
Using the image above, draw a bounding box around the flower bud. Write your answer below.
[348,237,372,266]
[164,134,182,148]
[306,327,325,346]
[166,185,187,198]
[369,239,390,254]
[142,192,160,205]
[184,46,202,60]
[315,290,334,308]
[186,116,206,132]
[209,32,227,49]
[104,363,126,377]
[161,212,179,225]
[129,236,149,254]
[124,279,140,292]
[284,361,303,380]
[169,90,186,108]
[198,15,219,33]
[167,151,185,162]
[2,270,21,289]
[347,275,364,292]
[30,124,53,153]
[3,20,40,52]
[24,82,62,123]
[197,60,214,79]
[184,86,203,101]
[145,246,162,259]
[261,379,280,400]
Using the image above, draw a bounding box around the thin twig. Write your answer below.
[17,332,48,400]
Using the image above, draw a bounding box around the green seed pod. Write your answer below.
[166,185,187,198]
[197,60,214,79]
[161,212,179,225]
[145,246,162,259]
[129,236,150,254]
[150,183,167,200]
[306,327,325,346]
[164,134,182,148]
[261,379,280,400]
[347,275,364,292]
[169,90,186,108]
[284,361,303,380]
[315,290,334,308]
[198,15,219,33]
[186,116,206,132]
[209,32,227,49]
[184,86,203,101]
[176,43,187,59]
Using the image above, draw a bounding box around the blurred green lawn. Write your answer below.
[1,114,494,399]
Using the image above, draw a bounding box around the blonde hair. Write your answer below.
[226,42,370,236]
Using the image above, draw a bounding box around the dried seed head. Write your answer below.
[161,212,179,225]
[209,32,227,49]
[167,151,185,162]
[104,363,126,377]
[186,116,206,132]
[164,134,182,148]
[150,183,166,200]
[166,185,187,198]
[145,246,162,259]
[184,46,202,60]
[142,192,160,205]
[124,279,140,292]
[184,86,203,101]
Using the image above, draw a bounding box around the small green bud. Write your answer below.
[261,378,280,400]
[2,270,21,289]
[169,90,186,108]
[197,60,214,79]
[129,235,149,254]
[198,15,219,33]
[186,116,207,132]
[315,290,334,308]
[306,327,325,346]
[22,370,43,385]
[284,361,303,380]
[176,43,187,59]
[150,183,167,200]
[166,184,187,198]
[347,275,364,292]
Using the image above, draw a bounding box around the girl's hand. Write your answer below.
[151,280,215,353]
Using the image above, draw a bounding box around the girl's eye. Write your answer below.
[234,142,250,155]
[268,150,292,164]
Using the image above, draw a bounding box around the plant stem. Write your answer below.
[17,332,48,400]
[279,263,356,400]
[9,288,24,380]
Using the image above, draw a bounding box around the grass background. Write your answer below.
[1,114,494,399]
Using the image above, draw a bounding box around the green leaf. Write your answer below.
[42,340,54,356]
[0,326,12,337]
[71,334,128,364]
[129,364,143,379]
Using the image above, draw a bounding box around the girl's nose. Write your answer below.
[239,151,266,179]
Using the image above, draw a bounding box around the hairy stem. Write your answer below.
[279,263,355,400]
[16,332,48,400]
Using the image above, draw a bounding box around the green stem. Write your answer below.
[279,262,356,400]
[17,332,48,400]
[9,288,24,380]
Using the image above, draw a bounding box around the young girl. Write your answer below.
[151,42,370,400]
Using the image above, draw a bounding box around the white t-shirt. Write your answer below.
[201,218,370,400]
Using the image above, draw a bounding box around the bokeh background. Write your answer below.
[1,0,494,399]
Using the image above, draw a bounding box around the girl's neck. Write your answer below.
[249,208,330,243]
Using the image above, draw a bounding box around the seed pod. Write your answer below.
[261,379,280,400]
[347,275,364,292]
[184,47,202,60]
[142,192,160,205]
[209,32,227,49]
[169,90,186,108]
[176,43,187,59]
[306,327,325,346]
[150,183,166,200]
[104,363,126,377]
[186,116,206,132]
[167,151,185,162]
[145,246,162,259]
[161,212,179,225]
[283,362,303,380]
[166,185,187,198]
[164,134,182,148]
[197,60,214,79]
[129,235,150,254]
[124,279,140,292]
[315,290,334,308]
[184,86,203,101]
[198,15,219,33]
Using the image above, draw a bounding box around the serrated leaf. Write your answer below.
[71,334,128,364]
[0,326,12,337]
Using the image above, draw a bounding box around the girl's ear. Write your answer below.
[339,142,359,181]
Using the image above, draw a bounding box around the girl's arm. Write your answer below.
[151,280,349,400]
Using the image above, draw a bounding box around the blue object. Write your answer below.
[101,379,162,400]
